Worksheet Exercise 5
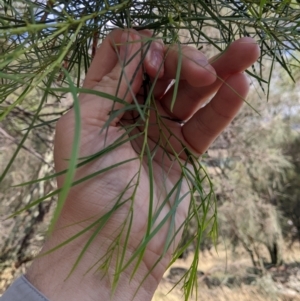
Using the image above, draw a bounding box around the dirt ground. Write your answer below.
[153,242,300,301]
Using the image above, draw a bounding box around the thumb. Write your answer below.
[79,30,144,124]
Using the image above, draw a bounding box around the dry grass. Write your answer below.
[153,242,300,301]
[153,281,283,301]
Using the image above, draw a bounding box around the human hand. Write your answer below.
[27,29,260,301]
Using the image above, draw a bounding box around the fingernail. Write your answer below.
[194,58,209,68]
[151,49,163,70]
[120,32,133,61]
[148,40,164,70]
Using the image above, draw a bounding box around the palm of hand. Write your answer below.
[55,111,190,281]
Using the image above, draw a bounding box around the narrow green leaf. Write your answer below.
[48,69,81,233]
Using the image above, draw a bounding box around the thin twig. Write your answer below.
[0,127,50,166]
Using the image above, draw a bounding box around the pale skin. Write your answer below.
[26,29,260,301]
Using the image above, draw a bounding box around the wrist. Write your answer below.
[26,216,161,301]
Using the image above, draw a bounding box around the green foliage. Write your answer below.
[0,0,300,299]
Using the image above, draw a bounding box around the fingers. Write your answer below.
[162,45,216,87]
[79,30,145,124]
[83,30,164,90]
[151,45,217,99]
[140,30,165,79]
[209,37,260,79]
[182,72,249,155]
[79,29,167,125]
[160,37,260,121]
